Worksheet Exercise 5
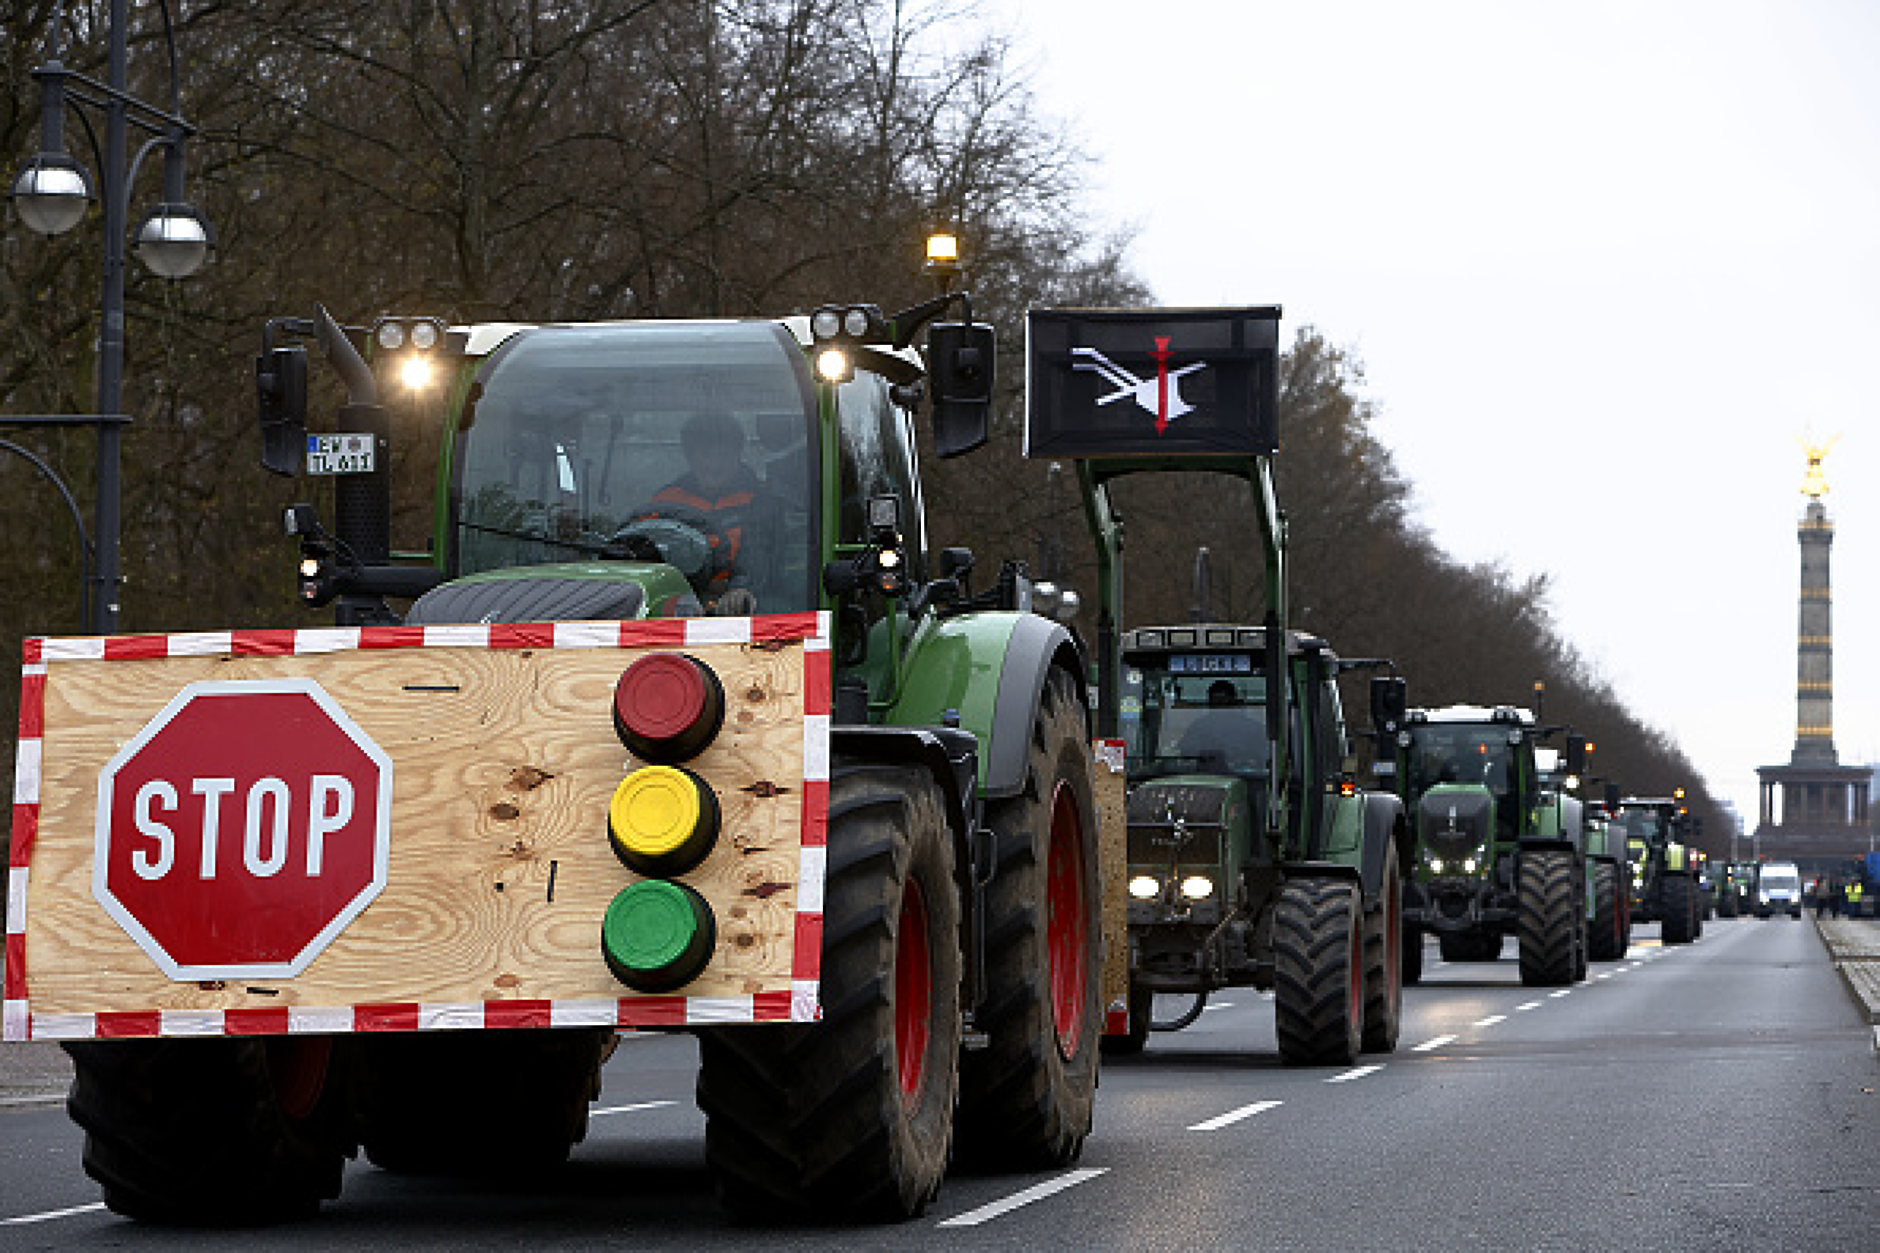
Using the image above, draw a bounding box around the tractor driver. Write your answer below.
[1175,679,1254,767]
[649,410,785,613]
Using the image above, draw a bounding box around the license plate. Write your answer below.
[306,433,376,475]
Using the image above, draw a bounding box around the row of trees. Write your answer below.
[0,0,1728,849]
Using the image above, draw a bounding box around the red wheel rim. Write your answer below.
[896,876,933,1105]
[267,1036,332,1122]
[1046,779,1089,1060]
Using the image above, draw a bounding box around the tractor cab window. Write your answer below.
[1405,726,1514,794]
[449,321,817,613]
[835,370,926,568]
[1120,656,1271,781]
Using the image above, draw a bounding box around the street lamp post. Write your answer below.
[8,0,212,634]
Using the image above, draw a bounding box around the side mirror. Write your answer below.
[1370,676,1407,736]
[1564,733,1587,775]
[257,346,308,477]
[927,321,993,458]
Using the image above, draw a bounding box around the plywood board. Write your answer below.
[5,616,830,1038]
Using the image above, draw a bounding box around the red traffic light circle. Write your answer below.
[612,652,725,763]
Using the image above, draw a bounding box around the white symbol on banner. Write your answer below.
[1070,343,1208,432]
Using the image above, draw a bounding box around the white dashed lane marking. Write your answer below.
[1410,1034,1457,1053]
[1325,1064,1384,1084]
[1188,1100,1284,1131]
[936,1168,1109,1228]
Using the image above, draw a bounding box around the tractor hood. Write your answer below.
[1417,784,1493,859]
[404,562,701,625]
[1125,776,1252,867]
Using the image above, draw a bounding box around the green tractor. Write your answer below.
[1709,861,1755,918]
[52,266,1109,1223]
[1024,306,1412,1065]
[1617,794,1701,944]
[1392,705,1589,986]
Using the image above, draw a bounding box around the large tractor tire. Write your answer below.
[1273,876,1363,1066]
[1439,930,1503,963]
[1517,850,1578,987]
[1101,979,1153,1057]
[1661,873,1696,945]
[1588,861,1626,961]
[697,762,961,1221]
[355,1027,610,1175]
[65,1035,354,1223]
[955,668,1101,1170]
[1360,846,1403,1054]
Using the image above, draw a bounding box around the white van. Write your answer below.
[1756,862,1803,918]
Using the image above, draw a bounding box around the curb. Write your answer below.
[1813,915,1880,1051]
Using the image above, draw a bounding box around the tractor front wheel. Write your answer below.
[1517,850,1579,986]
[955,667,1101,1169]
[1274,876,1363,1066]
[697,761,961,1221]
[355,1027,610,1175]
[65,1035,354,1223]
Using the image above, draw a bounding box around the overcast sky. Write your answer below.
[995,0,1880,835]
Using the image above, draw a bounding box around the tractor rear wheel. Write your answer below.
[955,668,1101,1170]
[1360,845,1403,1053]
[65,1035,353,1223]
[1274,876,1363,1066]
[1588,861,1625,961]
[1661,873,1696,944]
[697,762,960,1221]
[355,1027,610,1175]
[1517,850,1579,986]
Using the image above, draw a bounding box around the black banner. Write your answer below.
[1024,307,1280,458]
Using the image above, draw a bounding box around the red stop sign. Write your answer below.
[93,679,392,980]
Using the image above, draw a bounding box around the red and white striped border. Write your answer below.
[4,612,831,1041]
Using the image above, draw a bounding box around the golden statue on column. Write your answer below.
[1798,433,1839,501]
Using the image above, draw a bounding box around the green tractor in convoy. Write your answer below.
[1617,793,1702,943]
[1024,306,1412,1064]
[1391,705,1589,986]
[1711,862,1757,918]
[30,253,1114,1223]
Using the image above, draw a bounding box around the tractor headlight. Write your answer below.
[810,308,843,340]
[1463,856,1479,875]
[1180,875,1215,901]
[399,355,436,391]
[376,321,407,350]
[1430,857,1447,875]
[1128,875,1161,901]
[816,347,852,383]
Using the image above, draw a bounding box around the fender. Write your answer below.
[1358,791,1408,899]
[886,610,1087,800]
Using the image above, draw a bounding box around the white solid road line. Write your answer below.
[935,1168,1108,1227]
[1325,1064,1384,1084]
[1410,1034,1457,1053]
[591,1099,678,1116]
[1188,1099,1284,1131]
[3,1202,107,1226]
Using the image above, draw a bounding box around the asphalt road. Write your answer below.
[2,917,1874,1250]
